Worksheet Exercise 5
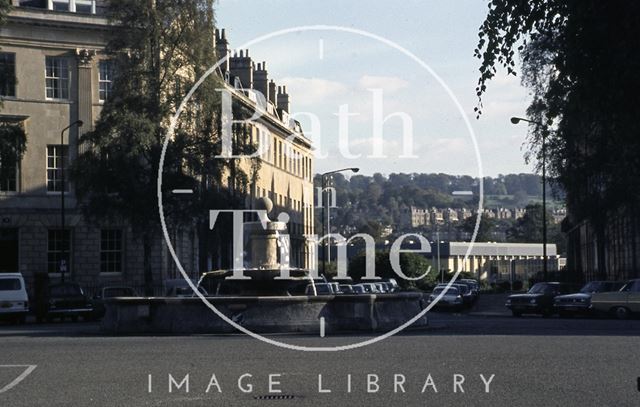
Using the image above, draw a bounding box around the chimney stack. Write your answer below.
[277,85,290,113]
[230,49,253,89]
[214,28,229,75]
[268,80,277,105]
[253,61,269,104]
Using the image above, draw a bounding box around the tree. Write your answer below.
[476,1,640,277]
[0,0,10,26]
[459,213,495,242]
[0,123,27,187]
[507,203,546,242]
[71,0,247,293]
[507,203,566,254]
[348,251,437,291]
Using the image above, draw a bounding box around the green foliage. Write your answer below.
[476,1,640,273]
[348,251,437,291]
[507,203,545,242]
[70,0,238,291]
[320,171,554,236]
[507,204,565,253]
[0,123,27,181]
[458,213,495,242]
[0,0,10,26]
[476,1,640,213]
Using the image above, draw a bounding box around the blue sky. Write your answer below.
[215,0,533,177]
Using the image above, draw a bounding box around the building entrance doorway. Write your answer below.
[0,228,19,273]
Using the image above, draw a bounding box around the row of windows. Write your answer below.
[19,0,97,14]
[0,52,113,102]
[47,229,123,274]
[1,145,78,193]
[269,136,312,181]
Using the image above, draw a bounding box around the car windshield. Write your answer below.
[528,283,554,294]
[0,278,21,291]
[50,284,82,297]
[580,282,601,293]
[433,287,458,295]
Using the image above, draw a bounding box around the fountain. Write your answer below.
[101,197,429,335]
[197,197,317,296]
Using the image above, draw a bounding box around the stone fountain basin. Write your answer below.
[100,293,428,334]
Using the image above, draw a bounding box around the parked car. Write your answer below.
[426,286,464,311]
[0,273,29,324]
[380,282,394,293]
[460,279,480,296]
[356,283,380,294]
[351,285,366,294]
[554,281,624,317]
[91,286,139,319]
[374,283,387,293]
[384,278,400,292]
[506,282,579,317]
[165,279,208,297]
[328,282,342,294]
[37,282,94,322]
[339,284,354,294]
[591,279,640,319]
[305,283,334,295]
[437,283,475,307]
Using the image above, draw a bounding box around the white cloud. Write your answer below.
[357,75,409,93]
[279,77,348,106]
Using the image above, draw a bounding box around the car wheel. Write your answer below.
[512,311,522,317]
[612,306,630,320]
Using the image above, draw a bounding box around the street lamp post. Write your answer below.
[436,224,442,283]
[510,116,548,282]
[60,120,83,283]
[320,167,359,276]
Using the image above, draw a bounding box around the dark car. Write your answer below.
[37,283,94,322]
[91,286,140,319]
[506,282,579,317]
[554,281,624,317]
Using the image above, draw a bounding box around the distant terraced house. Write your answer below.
[0,1,314,294]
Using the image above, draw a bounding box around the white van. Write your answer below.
[0,273,29,324]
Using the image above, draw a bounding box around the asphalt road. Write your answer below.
[1,313,639,407]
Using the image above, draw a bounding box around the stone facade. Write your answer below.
[0,4,314,294]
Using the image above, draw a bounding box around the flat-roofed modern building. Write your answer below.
[432,241,561,286]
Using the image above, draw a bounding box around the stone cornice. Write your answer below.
[6,7,110,32]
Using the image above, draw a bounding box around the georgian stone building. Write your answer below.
[0,2,314,293]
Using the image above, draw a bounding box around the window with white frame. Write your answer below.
[45,56,69,100]
[44,0,96,13]
[100,229,123,273]
[0,53,16,98]
[46,145,68,192]
[98,60,113,102]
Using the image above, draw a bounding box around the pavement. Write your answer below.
[467,292,512,317]
[1,311,639,406]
